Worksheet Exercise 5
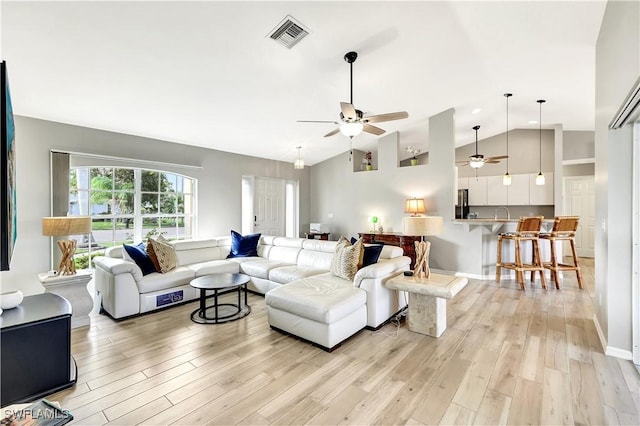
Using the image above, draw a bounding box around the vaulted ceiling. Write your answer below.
[1,1,607,166]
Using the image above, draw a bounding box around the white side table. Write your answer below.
[386,273,468,337]
[38,270,93,328]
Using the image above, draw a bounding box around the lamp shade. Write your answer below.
[42,216,91,237]
[404,198,426,216]
[403,216,443,236]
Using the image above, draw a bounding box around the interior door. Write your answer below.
[563,176,595,257]
[253,177,285,236]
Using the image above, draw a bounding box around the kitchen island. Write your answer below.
[451,218,559,281]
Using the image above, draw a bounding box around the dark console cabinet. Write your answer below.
[359,232,422,269]
[1,293,77,406]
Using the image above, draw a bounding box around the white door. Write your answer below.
[563,176,595,257]
[253,177,285,236]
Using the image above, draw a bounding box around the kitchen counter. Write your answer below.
[452,218,555,233]
[451,218,559,280]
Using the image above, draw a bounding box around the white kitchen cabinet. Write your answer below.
[468,176,487,206]
[486,176,507,205]
[507,174,530,205]
[529,172,554,205]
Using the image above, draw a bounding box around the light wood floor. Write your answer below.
[50,258,640,425]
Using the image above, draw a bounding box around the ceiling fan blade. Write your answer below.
[340,102,357,120]
[324,128,340,137]
[484,160,502,164]
[456,161,471,166]
[485,155,508,161]
[297,120,339,124]
[363,111,409,123]
[363,123,385,136]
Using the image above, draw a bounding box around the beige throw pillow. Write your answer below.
[330,236,363,281]
[147,234,177,273]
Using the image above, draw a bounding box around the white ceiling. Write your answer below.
[1,1,607,166]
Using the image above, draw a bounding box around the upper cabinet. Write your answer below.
[507,174,530,205]
[466,172,553,206]
[529,172,554,205]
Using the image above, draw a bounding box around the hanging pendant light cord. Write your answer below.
[538,100,545,173]
[505,93,511,173]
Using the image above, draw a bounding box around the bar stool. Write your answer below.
[539,216,583,289]
[495,216,547,291]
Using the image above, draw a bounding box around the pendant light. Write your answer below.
[503,93,512,186]
[536,99,546,185]
[294,146,304,169]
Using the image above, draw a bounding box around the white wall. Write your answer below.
[594,0,640,358]
[0,116,311,296]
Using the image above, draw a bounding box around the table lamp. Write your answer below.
[405,198,426,216]
[42,216,91,275]
[403,215,443,278]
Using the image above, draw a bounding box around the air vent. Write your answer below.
[267,15,309,49]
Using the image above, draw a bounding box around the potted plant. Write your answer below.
[365,151,373,170]
[406,146,421,166]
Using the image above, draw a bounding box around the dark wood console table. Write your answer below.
[306,232,330,240]
[1,293,77,406]
[359,232,422,269]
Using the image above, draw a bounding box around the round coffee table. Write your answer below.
[189,273,251,324]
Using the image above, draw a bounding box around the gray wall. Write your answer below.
[311,110,486,277]
[456,129,555,177]
[594,0,639,357]
[1,116,311,296]
[564,130,595,160]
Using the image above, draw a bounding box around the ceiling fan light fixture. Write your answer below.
[339,121,363,138]
[469,156,485,169]
[294,146,304,169]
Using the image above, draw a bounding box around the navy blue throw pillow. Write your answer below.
[350,237,383,267]
[123,242,157,276]
[227,230,261,258]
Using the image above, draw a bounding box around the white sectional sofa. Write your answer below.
[94,235,410,346]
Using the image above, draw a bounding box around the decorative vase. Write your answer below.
[0,290,24,310]
[410,158,418,166]
[366,164,373,171]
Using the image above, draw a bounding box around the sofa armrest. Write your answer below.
[353,256,411,287]
[94,256,144,282]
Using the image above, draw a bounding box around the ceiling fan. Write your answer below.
[457,125,508,168]
[297,51,409,139]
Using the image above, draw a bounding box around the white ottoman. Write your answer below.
[265,274,367,351]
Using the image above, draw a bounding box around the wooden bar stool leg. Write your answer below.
[549,239,559,289]
[515,239,524,290]
[496,236,503,283]
[533,239,546,290]
[530,240,536,282]
[570,238,583,289]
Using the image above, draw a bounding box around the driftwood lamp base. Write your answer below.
[414,240,432,278]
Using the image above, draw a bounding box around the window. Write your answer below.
[69,167,196,253]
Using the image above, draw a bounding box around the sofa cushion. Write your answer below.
[188,260,240,276]
[240,259,292,280]
[136,266,194,294]
[268,265,326,284]
[147,235,177,273]
[265,274,366,324]
[227,230,261,258]
[123,243,156,276]
[350,237,384,268]
[330,237,363,281]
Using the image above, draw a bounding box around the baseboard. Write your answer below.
[431,268,486,281]
[592,313,633,360]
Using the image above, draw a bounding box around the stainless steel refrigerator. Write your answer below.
[455,189,469,219]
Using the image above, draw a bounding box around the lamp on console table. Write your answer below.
[403,216,443,278]
[42,216,91,275]
[405,197,426,216]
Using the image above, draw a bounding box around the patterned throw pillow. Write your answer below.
[147,234,177,273]
[330,236,363,281]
